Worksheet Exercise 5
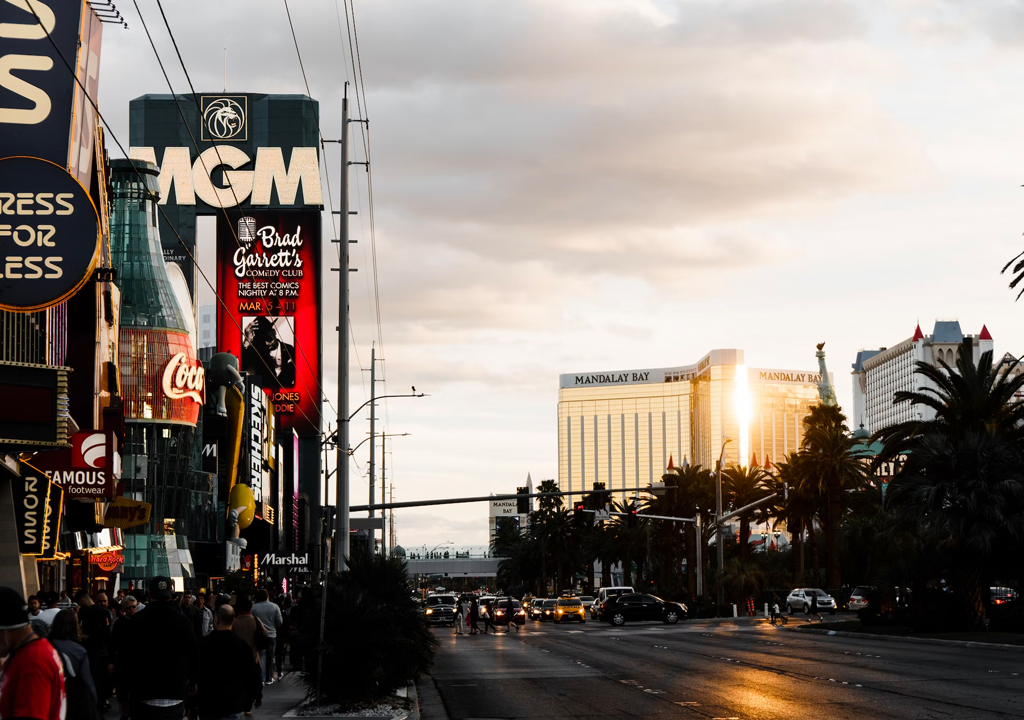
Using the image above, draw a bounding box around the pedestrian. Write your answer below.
[196,605,262,720]
[274,596,291,678]
[250,589,282,685]
[468,598,479,635]
[770,594,780,625]
[108,596,138,720]
[808,591,822,622]
[36,592,61,627]
[48,608,101,719]
[195,593,213,637]
[115,577,199,720]
[76,590,112,712]
[287,589,310,672]
[231,594,267,667]
[482,600,497,635]
[453,598,464,636]
[27,595,40,618]
[0,586,66,720]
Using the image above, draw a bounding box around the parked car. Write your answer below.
[538,598,558,622]
[848,586,872,613]
[554,597,587,624]
[603,594,686,626]
[493,597,526,627]
[786,588,836,615]
[594,586,635,619]
[424,594,457,626]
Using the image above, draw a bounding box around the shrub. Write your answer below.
[298,549,438,707]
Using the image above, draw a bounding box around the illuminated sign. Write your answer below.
[218,211,321,436]
[0,156,101,312]
[11,471,50,555]
[261,552,308,567]
[161,352,206,404]
[127,146,322,208]
[103,496,151,529]
[248,380,264,503]
[0,0,85,166]
[89,551,124,572]
[38,482,62,560]
[29,431,119,498]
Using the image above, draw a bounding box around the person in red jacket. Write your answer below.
[0,586,66,720]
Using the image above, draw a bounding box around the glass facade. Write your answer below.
[558,351,823,499]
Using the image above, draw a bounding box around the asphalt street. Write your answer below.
[419,614,1024,719]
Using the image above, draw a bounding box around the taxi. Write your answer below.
[554,596,587,624]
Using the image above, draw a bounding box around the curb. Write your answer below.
[406,681,419,720]
[788,625,1024,652]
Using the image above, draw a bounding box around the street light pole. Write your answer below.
[716,436,732,610]
[368,347,376,552]
[334,87,350,573]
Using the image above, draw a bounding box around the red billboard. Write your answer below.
[216,211,321,437]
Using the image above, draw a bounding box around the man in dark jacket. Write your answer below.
[77,590,113,710]
[197,604,262,720]
[116,577,199,720]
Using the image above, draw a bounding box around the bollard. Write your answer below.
[732,604,737,618]
[764,602,769,618]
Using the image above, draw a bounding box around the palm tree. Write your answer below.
[796,404,871,588]
[536,479,563,511]
[722,464,773,563]
[877,337,1024,629]
[656,463,715,599]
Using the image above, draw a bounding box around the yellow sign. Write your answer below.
[103,496,152,529]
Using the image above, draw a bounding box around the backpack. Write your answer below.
[56,649,102,720]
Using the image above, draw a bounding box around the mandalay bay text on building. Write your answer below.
[557,349,827,498]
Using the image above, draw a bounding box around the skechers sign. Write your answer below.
[128,145,322,209]
[0,156,101,311]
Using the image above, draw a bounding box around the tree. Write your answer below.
[722,464,773,563]
[795,404,870,588]
[878,338,1024,629]
[536,479,563,511]
[654,463,715,599]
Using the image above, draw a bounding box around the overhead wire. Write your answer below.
[133,0,330,432]
[26,2,324,438]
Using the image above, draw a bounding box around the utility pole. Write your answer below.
[715,437,732,610]
[380,436,386,554]
[368,347,376,552]
[334,85,351,572]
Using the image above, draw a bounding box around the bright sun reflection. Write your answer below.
[734,364,751,468]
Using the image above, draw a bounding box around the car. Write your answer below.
[492,597,526,628]
[521,594,537,611]
[603,593,686,626]
[554,597,587,624]
[593,586,635,619]
[424,594,457,626]
[477,595,497,619]
[786,588,836,615]
[579,595,595,614]
[538,598,558,622]
[848,586,872,613]
[990,587,1020,605]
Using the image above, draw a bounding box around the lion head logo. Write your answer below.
[203,98,246,140]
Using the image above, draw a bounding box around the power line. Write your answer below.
[136,0,334,428]
[26,2,324,437]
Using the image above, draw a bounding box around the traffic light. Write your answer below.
[627,505,638,527]
[574,501,585,520]
[516,486,530,515]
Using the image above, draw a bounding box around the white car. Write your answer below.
[594,586,635,619]
[848,586,871,612]
[786,588,836,615]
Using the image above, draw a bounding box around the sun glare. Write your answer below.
[735,364,751,468]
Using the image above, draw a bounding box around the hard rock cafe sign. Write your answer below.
[89,551,124,572]
[162,352,205,404]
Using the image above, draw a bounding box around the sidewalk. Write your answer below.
[254,674,306,718]
[790,619,1024,650]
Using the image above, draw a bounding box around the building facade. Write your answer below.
[557,350,825,499]
[851,320,994,434]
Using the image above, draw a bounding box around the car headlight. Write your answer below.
[426,609,433,615]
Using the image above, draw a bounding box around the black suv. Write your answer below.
[603,593,687,626]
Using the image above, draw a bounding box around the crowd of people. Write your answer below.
[0,580,314,720]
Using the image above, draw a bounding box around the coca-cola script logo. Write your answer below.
[233,225,305,279]
[162,352,206,404]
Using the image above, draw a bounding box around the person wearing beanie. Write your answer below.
[0,586,66,720]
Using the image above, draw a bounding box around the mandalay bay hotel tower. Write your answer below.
[557,349,827,502]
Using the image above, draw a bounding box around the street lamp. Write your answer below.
[716,436,733,610]
[430,541,453,558]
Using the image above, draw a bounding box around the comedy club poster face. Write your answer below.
[217,211,321,436]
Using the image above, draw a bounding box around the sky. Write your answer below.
[99,0,1024,551]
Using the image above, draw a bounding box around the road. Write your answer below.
[419,614,1024,719]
